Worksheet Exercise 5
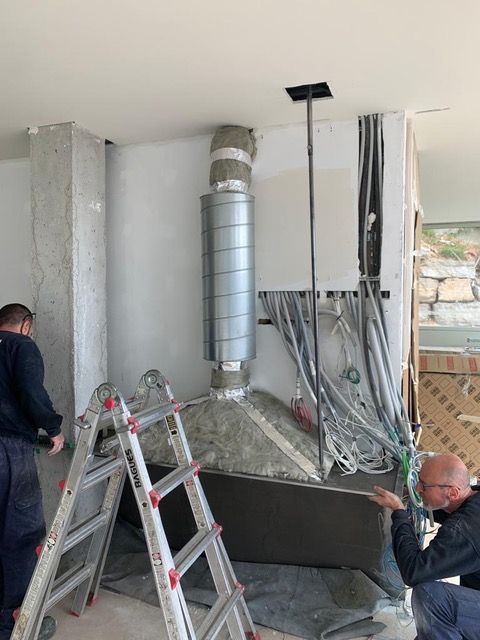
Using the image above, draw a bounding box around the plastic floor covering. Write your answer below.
[102,520,391,640]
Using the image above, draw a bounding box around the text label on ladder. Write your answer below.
[125,449,142,488]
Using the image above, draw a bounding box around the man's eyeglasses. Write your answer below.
[417,476,454,491]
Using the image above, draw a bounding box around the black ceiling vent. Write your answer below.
[285,82,333,102]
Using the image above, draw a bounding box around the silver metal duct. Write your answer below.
[201,191,256,362]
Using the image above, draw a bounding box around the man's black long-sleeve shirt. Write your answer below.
[392,491,480,590]
[0,330,62,443]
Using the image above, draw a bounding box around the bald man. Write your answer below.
[369,454,480,640]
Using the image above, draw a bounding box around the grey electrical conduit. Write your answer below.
[266,290,361,423]
[293,291,401,456]
[330,293,356,372]
[302,292,357,423]
[355,115,406,448]
[263,291,401,459]
[332,291,402,453]
[279,292,335,416]
[358,119,403,440]
[351,286,401,446]
[263,289,400,459]
[362,116,375,275]
[290,292,341,420]
[266,291,320,411]
[358,285,384,420]
[360,115,405,434]
[366,318,396,425]
[365,314,403,427]
[365,280,412,447]
[373,285,414,452]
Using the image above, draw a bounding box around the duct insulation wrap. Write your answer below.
[210,126,256,193]
[201,191,256,362]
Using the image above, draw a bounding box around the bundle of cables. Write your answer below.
[261,289,398,475]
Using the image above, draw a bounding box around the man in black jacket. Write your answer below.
[369,453,480,640]
[0,303,64,640]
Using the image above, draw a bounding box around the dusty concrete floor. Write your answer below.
[50,588,417,640]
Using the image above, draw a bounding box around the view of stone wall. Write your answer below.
[419,228,480,327]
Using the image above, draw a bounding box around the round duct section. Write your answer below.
[201,191,256,362]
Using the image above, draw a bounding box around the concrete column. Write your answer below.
[29,122,107,521]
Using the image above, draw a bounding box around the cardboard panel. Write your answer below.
[419,370,480,477]
[419,353,480,375]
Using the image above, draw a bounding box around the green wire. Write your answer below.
[341,367,361,384]
[401,449,410,481]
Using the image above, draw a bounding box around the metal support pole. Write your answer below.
[306,86,326,479]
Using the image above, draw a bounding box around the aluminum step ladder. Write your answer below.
[12,369,259,640]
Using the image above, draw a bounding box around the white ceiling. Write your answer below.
[1,0,479,222]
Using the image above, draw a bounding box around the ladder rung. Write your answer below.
[63,511,110,553]
[174,527,222,578]
[83,454,118,476]
[99,402,183,454]
[96,397,145,431]
[82,456,124,491]
[131,402,182,434]
[152,464,198,500]
[99,434,120,454]
[197,586,244,640]
[47,563,94,610]
[77,397,145,432]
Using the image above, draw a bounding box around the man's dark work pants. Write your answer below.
[412,581,480,640]
[0,435,45,639]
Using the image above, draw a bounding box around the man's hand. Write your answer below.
[48,433,65,456]
[368,485,405,511]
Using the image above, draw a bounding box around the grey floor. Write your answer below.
[50,588,417,640]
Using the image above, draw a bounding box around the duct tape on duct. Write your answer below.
[232,396,323,481]
[210,126,256,193]
[210,147,252,165]
[210,368,250,390]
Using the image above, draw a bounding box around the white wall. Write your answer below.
[420,151,480,224]
[105,137,212,400]
[254,120,358,291]
[0,115,407,408]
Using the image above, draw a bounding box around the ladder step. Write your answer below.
[81,456,124,491]
[99,396,144,428]
[197,586,245,640]
[75,398,144,432]
[47,563,94,610]
[131,401,183,435]
[174,526,222,578]
[99,402,183,454]
[152,463,199,500]
[86,397,145,433]
[63,511,110,553]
